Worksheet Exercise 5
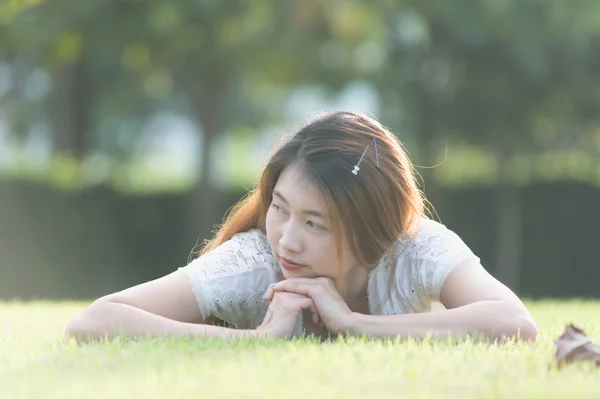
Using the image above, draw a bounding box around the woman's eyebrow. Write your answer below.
[273,190,326,218]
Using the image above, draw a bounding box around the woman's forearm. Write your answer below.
[346,300,537,341]
[65,300,257,343]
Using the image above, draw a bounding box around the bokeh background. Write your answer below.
[1,0,599,301]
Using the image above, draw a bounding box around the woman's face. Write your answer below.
[265,164,358,281]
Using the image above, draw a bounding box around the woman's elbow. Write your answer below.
[484,302,537,342]
[504,309,537,342]
[64,301,106,343]
[515,316,538,342]
[65,315,94,343]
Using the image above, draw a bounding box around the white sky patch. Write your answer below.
[0,117,7,167]
[134,111,202,180]
[25,123,52,169]
[23,68,51,101]
[0,81,382,191]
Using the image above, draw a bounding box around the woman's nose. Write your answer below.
[279,224,302,253]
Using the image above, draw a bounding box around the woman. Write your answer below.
[66,111,537,342]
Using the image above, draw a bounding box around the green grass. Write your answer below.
[1,300,600,398]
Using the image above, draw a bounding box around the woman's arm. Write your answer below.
[65,271,258,342]
[345,260,537,341]
[347,300,535,341]
[66,300,259,342]
[267,261,537,341]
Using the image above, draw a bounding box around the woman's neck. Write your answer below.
[342,264,369,303]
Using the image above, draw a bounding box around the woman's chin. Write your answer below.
[280,266,312,279]
[280,268,298,278]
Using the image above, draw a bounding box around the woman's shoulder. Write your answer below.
[395,218,478,264]
[370,218,480,312]
[184,228,278,280]
[227,228,272,256]
[373,218,480,286]
[178,228,279,328]
[213,227,271,255]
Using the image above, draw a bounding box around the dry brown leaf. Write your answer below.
[555,324,600,369]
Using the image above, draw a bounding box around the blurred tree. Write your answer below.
[0,0,389,244]
[378,0,600,291]
[2,0,600,291]
[127,0,386,245]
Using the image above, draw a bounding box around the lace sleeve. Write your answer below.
[177,229,282,329]
[397,219,481,309]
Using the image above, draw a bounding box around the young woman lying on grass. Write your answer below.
[66,111,537,343]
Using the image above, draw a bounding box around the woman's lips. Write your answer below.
[279,256,304,271]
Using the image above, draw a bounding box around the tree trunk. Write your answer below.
[185,75,227,254]
[494,178,522,293]
[51,54,88,159]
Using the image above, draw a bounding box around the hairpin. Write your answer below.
[373,137,380,168]
[352,145,369,175]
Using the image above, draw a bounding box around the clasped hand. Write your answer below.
[257,277,353,338]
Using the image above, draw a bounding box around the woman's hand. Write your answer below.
[264,277,353,335]
[256,291,319,340]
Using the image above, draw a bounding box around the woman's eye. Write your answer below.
[306,220,323,230]
[271,203,283,213]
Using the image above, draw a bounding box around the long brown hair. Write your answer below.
[199,111,429,289]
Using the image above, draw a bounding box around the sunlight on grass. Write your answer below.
[1,300,600,398]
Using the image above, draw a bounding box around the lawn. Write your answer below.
[1,300,599,399]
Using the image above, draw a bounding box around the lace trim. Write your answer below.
[180,229,280,326]
[396,219,466,261]
[369,218,480,313]
[207,285,270,329]
[195,229,279,280]
[183,220,479,328]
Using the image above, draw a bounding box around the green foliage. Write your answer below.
[1,0,600,190]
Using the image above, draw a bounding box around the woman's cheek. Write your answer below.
[266,208,277,227]
[265,211,274,237]
[265,211,281,244]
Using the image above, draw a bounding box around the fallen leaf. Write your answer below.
[555,324,600,369]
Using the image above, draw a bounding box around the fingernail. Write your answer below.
[262,289,270,299]
[270,283,278,288]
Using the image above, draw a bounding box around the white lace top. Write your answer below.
[179,218,480,335]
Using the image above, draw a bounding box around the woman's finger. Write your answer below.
[264,278,332,301]
[312,309,320,325]
[286,291,320,325]
[294,297,317,315]
[284,291,319,324]
[263,287,276,301]
[269,279,320,298]
[308,299,320,325]
[270,291,320,325]
[269,281,303,295]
